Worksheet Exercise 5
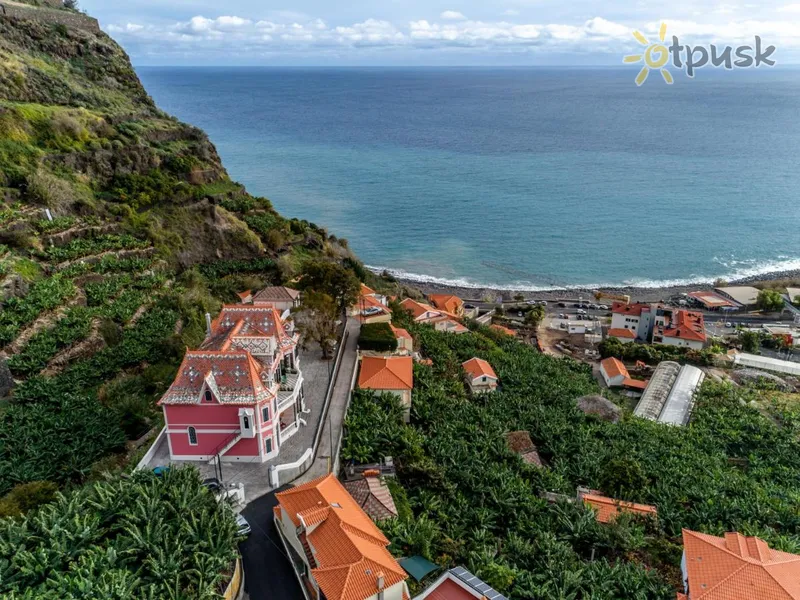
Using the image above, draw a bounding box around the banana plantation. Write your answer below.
[0,468,240,599]
[342,319,800,599]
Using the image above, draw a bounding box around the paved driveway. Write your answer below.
[239,487,305,600]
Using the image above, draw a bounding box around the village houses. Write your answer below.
[462,357,498,394]
[608,302,706,350]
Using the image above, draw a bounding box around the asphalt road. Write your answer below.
[239,486,305,600]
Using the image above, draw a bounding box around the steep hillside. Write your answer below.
[0,5,357,503]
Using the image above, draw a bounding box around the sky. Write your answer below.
[79,0,800,66]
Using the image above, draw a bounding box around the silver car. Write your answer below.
[236,514,251,537]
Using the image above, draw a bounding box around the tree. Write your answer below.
[525,304,545,327]
[513,293,525,303]
[739,330,762,353]
[756,289,784,312]
[299,259,360,310]
[295,291,339,359]
[63,0,79,9]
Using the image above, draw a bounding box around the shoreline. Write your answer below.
[378,268,800,304]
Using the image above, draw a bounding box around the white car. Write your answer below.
[725,322,733,328]
[236,514,251,537]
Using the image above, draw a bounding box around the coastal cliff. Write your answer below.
[0,5,357,497]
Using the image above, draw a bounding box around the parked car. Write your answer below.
[725,322,733,328]
[236,514,251,536]
[540,301,548,306]
[573,303,581,308]
[588,303,598,309]
[559,322,566,329]
[558,302,566,307]
[599,304,608,310]
[558,313,566,319]
[527,300,537,305]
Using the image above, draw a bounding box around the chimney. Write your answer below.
[376,572,385,591]
[205,312,212,337]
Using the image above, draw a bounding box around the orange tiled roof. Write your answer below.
[462,357,497,380]
[276,474,407,600]
[390,325,412,340]
[441,319,468,333]
[252,286,300,303]
[662,310,706,343]
[622,378,648,390]
[237,289,252,301]
[612,302,650,316]
[356,294,392,322]
[600,357,629,379]
[608,328,636,339]
[360,283,376,296]
[681,529,800,600]
[358,356,413,390]
[582,493,657,524]
[490,324,517,336]
[428,294,464,314]
[400,298,458,321]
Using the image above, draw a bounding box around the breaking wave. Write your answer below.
[365,256,800,292]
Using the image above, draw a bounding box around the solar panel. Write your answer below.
[450,567,509,600]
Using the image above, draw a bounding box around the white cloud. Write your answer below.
[778,3,800,12]
[107,13,800,58]
[440,11,467,21]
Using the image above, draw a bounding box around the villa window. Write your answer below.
[262,406,270,422]
[265,437,273,454]
[188,427,197,445]
[243,416,250,430]
[204,389,213,403]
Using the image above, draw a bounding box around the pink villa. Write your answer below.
[158,303,305,464]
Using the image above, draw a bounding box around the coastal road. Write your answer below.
[239,487,305,600]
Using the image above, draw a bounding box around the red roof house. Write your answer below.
[157,297,303,464]
[580,492,657,524]
[274,474,409,600]
[678,529,800,600]
[358,356,413,422]
[462,357,498,394]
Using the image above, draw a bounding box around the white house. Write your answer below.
[462,357,498,394]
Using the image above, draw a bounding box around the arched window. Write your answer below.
[188,426,198,445]
[243,416,250,430]
[204,389,213,402]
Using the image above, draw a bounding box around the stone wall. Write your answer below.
[0,1,100,32]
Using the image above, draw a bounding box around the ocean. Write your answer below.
[137,66,800,291]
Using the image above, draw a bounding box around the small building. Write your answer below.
[599,357,648,391]
[462,357,498,394]
[342,470,398,521]
[600,357,628,387]
[505,431,543,467]
[274,474,410,600]
[687,290,737,311]
[400,298,461,329]
[578,489,657,524]
[655,309,706,350]
[251,286,301,311]
[414,566,509,600]
[390,325,414,355]
[787,287,800,304]
[490,323,516,337]
[679,529,800,600]
[568,322,586,335]
[352,286,392,324]
[436,319,469,334]
[715,286,760,309]
[428,294,465,318]
[610,302,654,341]
[358,356,414,422]
[607,328,636,343]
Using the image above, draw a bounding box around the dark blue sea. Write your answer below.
[137,66,800,290]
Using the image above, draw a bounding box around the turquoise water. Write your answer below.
[137,67,800,290]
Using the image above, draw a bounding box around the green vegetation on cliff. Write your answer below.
[0,8,360,504]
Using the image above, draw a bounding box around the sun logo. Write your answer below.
[624,23,673,86]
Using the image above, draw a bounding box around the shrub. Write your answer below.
[0,481,58,516]
[358,322,397,353]
[24,170,74,208]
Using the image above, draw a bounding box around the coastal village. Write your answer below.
[2,3,800,599]
[137,276,800,600]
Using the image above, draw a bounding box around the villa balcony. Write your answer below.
[277,372,304,413]
[279,420,300,443]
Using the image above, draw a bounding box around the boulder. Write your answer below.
[576,394,621,423]
[0,354,13,399]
